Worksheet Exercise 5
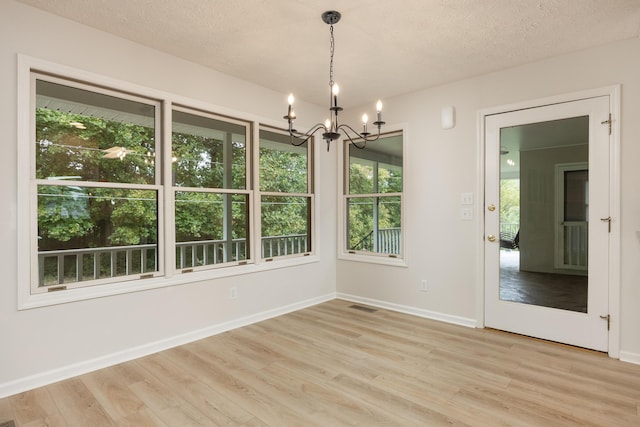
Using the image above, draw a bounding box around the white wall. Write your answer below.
[337,37,640,361]
[0,1,336,397]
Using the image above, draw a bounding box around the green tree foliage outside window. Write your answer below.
[171,109,250,266]
[35,78,160,286]
[500,179,520,226]
[259,129,311,257]
[346,133,403,255]
[36,108,158,250]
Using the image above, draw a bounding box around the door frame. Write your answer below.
[475,86,621,358]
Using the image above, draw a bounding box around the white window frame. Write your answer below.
[17,55,319,310]
[29,72,164,294]
[257,125,315,261]
[338,127,407,267]
[170,105,254,273]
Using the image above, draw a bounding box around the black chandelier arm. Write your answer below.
[336,123,384,149]
[288,123,327,146]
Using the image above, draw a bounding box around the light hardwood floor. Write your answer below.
[2,299,639,426]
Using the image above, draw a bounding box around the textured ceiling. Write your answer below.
[16,0,640,108]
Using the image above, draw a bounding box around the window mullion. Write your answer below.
[223,131,233,263]
[252,124,260,264]
[373,161,379,252]
[163,102,175,277]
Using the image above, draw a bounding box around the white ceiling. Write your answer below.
[17,0,640,108]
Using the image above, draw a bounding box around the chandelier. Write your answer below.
[284,10,385,151]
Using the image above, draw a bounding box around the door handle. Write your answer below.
[487,234,497,242]
[600,216,611,233]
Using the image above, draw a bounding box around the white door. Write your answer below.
[484,96,610,352]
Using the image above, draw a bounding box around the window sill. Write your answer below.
[18,254,320,310]
[337,252,408,267]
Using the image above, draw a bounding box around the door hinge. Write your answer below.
[600,314,610,330]
[601,113,612,135]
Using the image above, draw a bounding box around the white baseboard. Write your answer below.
[0,293,336,399]
[336,293,477,328]
[619,350,640,365]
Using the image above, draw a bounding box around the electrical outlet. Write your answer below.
[230,286,238,299]
[420,280,428,292]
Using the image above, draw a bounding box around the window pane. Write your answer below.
[259,129,308,193]
[175,191,249,268]
[347,197,374,251]
[349,159,375,194]
[378,162,403,193]
[348,134,403,194]
[261,196,311,257]
[346,132,403,258]
[37,185,158,286]
[35,80,156,185]
[347,196,402,255]
[172,110,247,189]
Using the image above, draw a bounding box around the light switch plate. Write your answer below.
[461,207,473,220]
[461,192,473,205]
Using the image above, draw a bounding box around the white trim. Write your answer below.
[337,125,408,266]
[480,86,621,117]
[162,102,174,278]
[619,351,640,365]
[20,252,321,310]
[475,111,486,328]
[337,293,477,328]
[255,125,316,261]
[337,252,408,267]
[607,85,621,359]
[1,293,336,399]
[252,123,262,263]
[476,85,621,358]
[16,54,32,311]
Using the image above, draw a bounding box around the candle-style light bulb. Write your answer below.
[362,113,368,134]
[325,119,331,130]
[287,94,295,119]
[376,99,383,122]
[332,83,339,108]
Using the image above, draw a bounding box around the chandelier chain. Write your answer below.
[284,11,385,151]
[329,25,335,87]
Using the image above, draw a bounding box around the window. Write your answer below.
[19,60,317,304]
[33,75,161,292]
[172,108,251,270]
[343,131,404,260]
[258,127,313,259]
